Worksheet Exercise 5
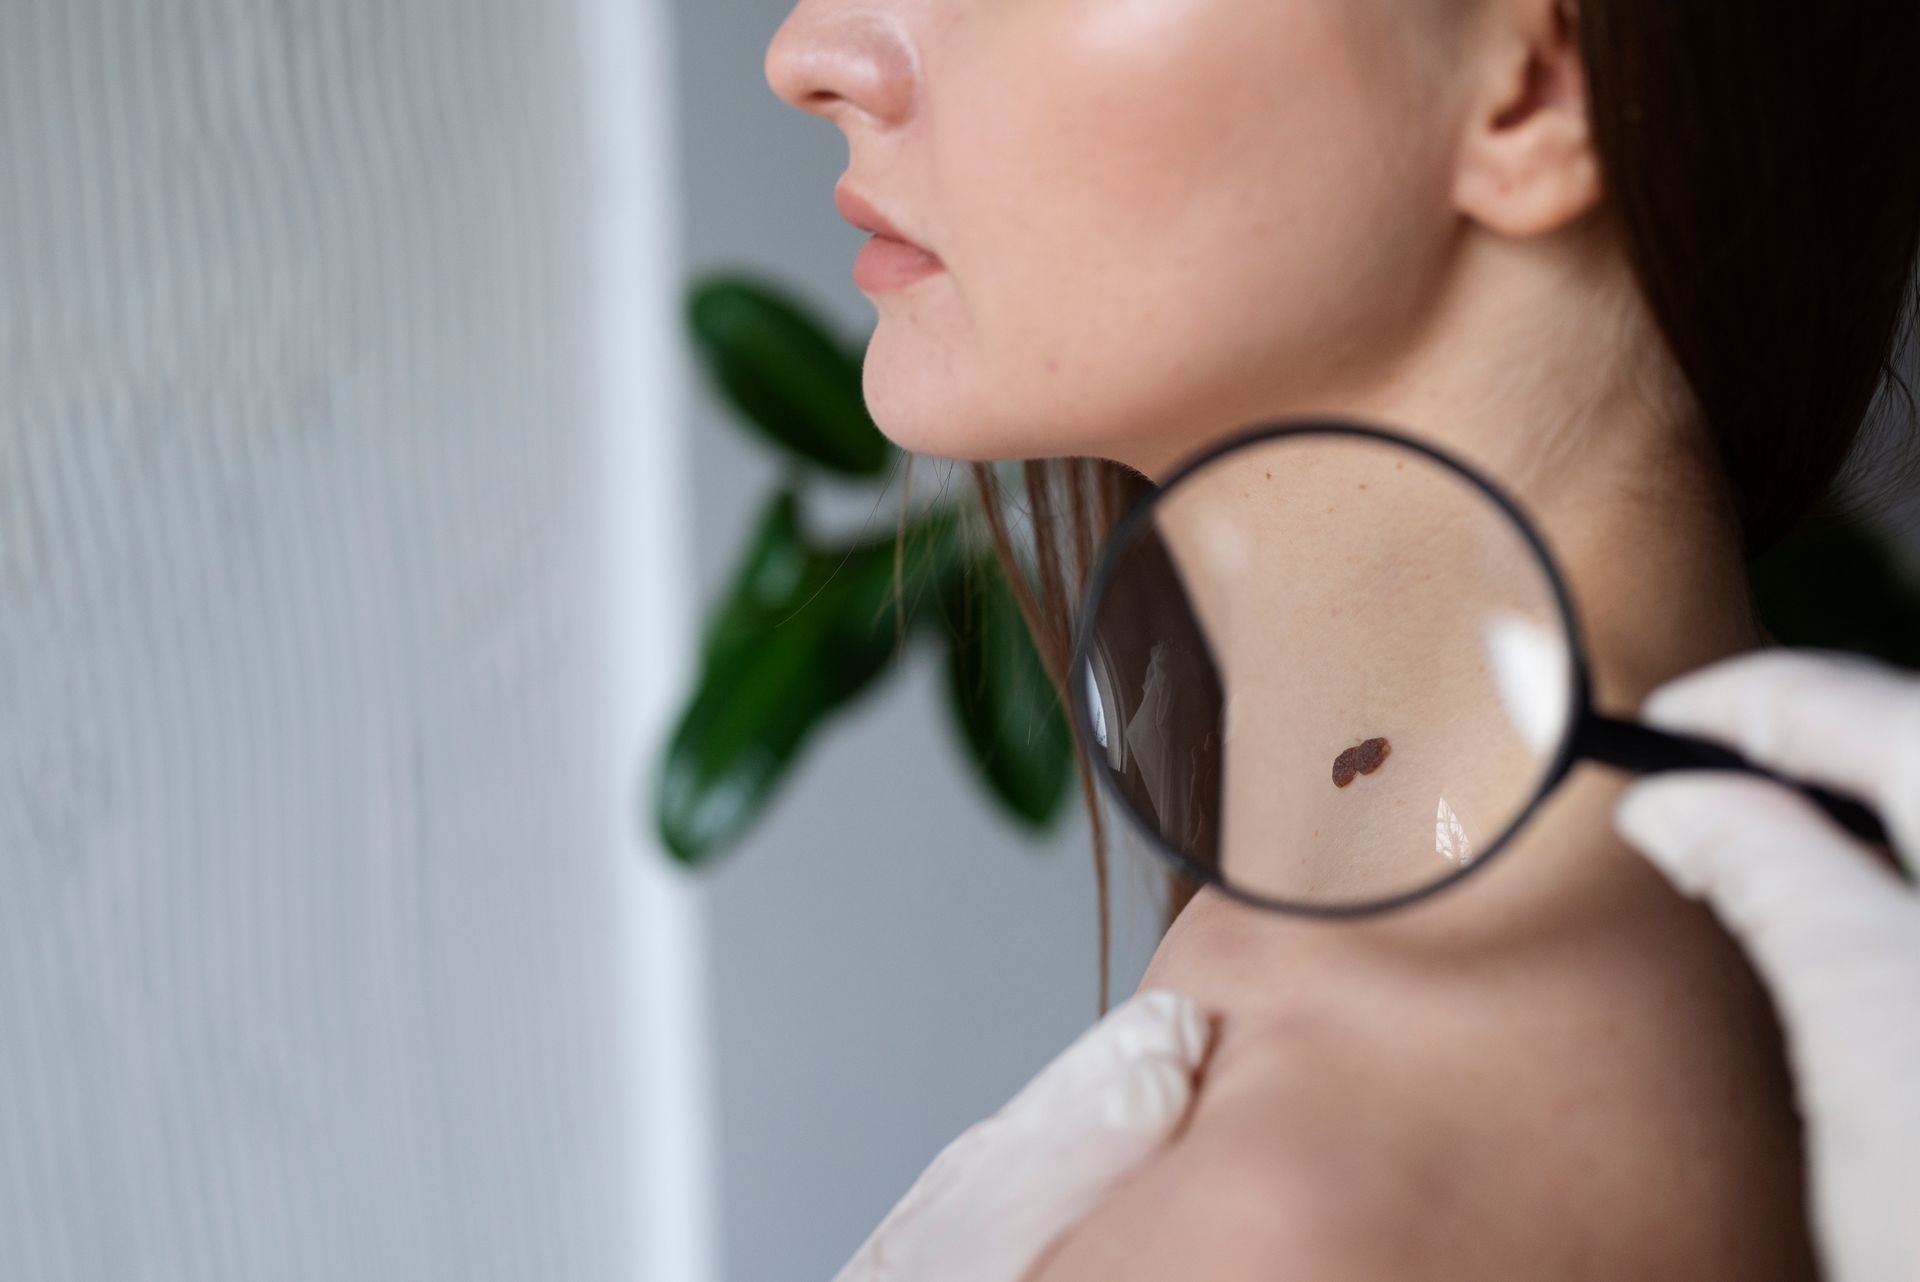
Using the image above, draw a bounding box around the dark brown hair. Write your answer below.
[954,2,1920,1015]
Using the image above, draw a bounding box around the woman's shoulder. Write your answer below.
[1022,1022,1429,1282]
[1030,771,1820,1281]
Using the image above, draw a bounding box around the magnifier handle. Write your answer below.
[1579,712,1890,848]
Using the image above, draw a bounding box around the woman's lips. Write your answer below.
[834,181,944,290]
[852,234,945,291]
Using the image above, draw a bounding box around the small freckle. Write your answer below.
[1325,506,1335,513]
[1264,469,1271,480]
[1045,357,1059,373]
[1358,483,1368,490]
[1394,461,1405,470]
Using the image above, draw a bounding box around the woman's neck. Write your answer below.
[1362,216,1769,709]
[1112,226,1768,901]
[1526,424,1766,715]
[1146,217,1767,717]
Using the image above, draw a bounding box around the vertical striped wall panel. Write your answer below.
[0,1,713,1278]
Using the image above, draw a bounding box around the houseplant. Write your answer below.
[651,272,1074,866]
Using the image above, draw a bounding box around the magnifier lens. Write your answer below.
[1073,428,1576,911]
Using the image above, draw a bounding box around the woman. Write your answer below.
[765,0,1920,1276]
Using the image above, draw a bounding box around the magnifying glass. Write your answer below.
[1067,417,1890,918]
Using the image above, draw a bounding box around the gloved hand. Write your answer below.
[1611,647,1920,1282]
[831,987,1214,1282]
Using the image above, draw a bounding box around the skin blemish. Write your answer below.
[1331,736,1392,788]
[1331,750,1358,787]
[1357,483,1368,490]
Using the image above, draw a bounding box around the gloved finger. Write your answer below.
[868,988,1207,1221]
[1614,772,1920,1106]
[990,1053,1204,1260]
[832,989,1213,1282]
[1636,647,1920,867]
[996,988,1211,1126]
[837,1057,1203,1282]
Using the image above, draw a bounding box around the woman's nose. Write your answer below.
[764,0,917,129]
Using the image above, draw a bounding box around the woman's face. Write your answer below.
[765,0,1471,478]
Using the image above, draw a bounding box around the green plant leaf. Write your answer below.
[940,554,1075,830]
[1750,506,1920,667]
[656,498,973,865]
[700,488,811,674]
[656,534,901,864]
[686,274,892,477]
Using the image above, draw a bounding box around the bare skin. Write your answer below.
[767,0,1821,1274]
[1027,666,1817,1281]
[1024,826,1815,1278]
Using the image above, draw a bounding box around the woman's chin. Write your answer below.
[859,347,1136,464]
[861,375,1020,462]
[862,378,1112,465]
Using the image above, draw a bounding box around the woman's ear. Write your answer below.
[1451,0,1601,238]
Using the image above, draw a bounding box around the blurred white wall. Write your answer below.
[0,2,714,1279]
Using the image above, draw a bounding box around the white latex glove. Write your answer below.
[831,987,1213,1282]
[1611,647,1920,1282]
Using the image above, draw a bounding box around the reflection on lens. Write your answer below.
[1435,796,1473,867]
[1070,424,1575,912]
[1482,612,1571,756]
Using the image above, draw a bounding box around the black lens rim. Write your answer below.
[1065,416,1592,918]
